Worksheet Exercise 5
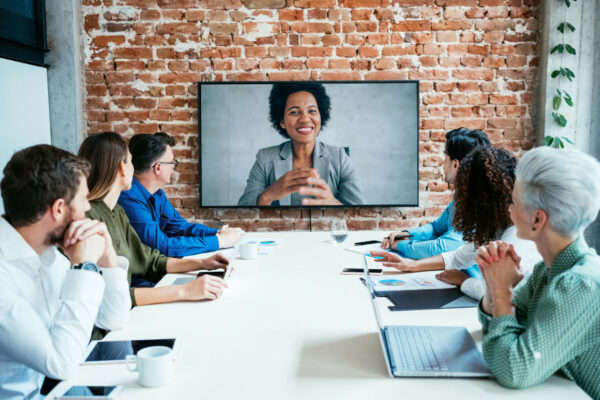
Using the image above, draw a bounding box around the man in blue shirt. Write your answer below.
[119,133,244,257]
[382,128,491,260]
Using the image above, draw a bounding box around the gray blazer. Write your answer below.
[238,140,365,206]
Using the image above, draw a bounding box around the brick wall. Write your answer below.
[82,0,539,232]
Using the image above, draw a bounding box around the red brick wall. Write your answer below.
[82,0,539,232]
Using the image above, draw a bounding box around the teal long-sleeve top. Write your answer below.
[396,201,464,259]
[478,237,600,398]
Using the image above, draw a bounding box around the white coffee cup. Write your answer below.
[240,241,258,260]
[126,346,173,388]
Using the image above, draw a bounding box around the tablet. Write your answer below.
[82,338,181,364]
[55,385,123,399]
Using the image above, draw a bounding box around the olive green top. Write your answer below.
[479,237,600,398]
[87,200,168,307]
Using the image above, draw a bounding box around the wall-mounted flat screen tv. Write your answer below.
[198,80,419,208]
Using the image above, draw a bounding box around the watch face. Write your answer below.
[80,262,100,273]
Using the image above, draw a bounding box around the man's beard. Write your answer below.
[46,207,73,246]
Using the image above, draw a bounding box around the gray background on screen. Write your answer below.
[200,82,418,206]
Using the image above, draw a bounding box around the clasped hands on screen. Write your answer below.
[258,168,342,206]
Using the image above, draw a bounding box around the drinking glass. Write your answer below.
[331,218,348,245]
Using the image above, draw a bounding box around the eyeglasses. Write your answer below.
[153,159,179,168]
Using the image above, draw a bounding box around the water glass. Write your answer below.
[331,218,348,244]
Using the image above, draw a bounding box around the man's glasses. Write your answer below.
[153,159,179,168]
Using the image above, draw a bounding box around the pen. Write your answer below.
[365,253,384,259]
[382,234,414,241]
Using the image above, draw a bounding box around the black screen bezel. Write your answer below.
[197,80,420,209]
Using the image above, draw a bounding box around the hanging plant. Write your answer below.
[544,0,577,147]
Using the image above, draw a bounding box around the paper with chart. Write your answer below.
[254,238,283,246]
[372,271,456,291]
[255,238,283,255]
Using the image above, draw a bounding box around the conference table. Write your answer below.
[49,231,589,399]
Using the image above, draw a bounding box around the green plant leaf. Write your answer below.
[563,90,572,100]
[565,44,576,55]
[553,96,562,110]
[567,22,576,32]
[551,44,564,54]
[552,112,568,127]
[561,136,574,144]
[556,89,562,96]
[559,68,569,80]
[561,68,574,81]
[564,97,574,107]
[556,137,565,148]
[551,70,561,78]
[565,0,571,7]
[543,136,554,146]
[557,23,565,33]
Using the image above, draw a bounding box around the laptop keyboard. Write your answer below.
[386,326,448,372]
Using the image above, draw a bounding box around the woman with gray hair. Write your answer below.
[474,146,600,397]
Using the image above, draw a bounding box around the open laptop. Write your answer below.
[363,255,491,378]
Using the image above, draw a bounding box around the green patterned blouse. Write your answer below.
[479,237,600,398]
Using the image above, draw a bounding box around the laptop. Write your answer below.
[363,255,491,378]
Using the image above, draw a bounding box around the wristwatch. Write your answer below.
[72,261,102,275]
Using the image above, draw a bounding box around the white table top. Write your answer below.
[49,231,588,399]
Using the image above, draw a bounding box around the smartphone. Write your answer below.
[353,240,381,246]
[56,385,123,399]
[341,268,383,275]
[196,270,225,278]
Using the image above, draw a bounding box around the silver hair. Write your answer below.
[516,146,600,237]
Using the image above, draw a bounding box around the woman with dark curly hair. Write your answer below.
[453,145,516,247]
[372,146,541,300]
[238,82,364,206]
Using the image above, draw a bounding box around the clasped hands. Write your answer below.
[60,218,119,268]
[259,168,341,206]
[476,241,524,317]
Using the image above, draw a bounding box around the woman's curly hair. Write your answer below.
[452,146,517,247]
[268,82,331,139]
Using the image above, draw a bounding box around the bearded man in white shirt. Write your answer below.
[0,145,131,399]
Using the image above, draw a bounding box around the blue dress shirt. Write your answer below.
[118,177,219,257]
[395,201,464,260]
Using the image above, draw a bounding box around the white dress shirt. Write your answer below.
[0,217,131,400]
[440,226,542,300]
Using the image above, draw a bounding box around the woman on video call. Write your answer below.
[238,82,365,206]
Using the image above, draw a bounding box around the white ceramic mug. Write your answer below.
[126,346,173,388]
[240,241,258,260]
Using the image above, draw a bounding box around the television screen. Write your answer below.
[199,81,419,208]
